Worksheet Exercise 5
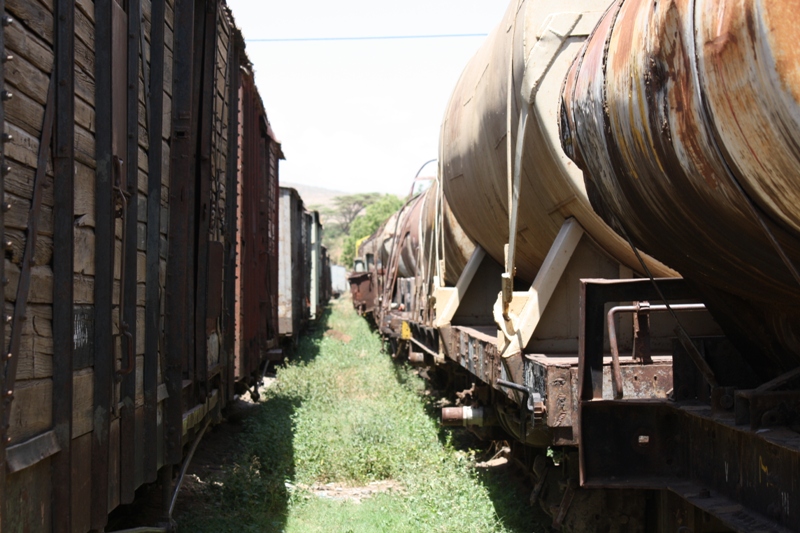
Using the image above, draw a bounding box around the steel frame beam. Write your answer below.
[92,0,115,527]
[144,0,166,484]
[52,0,75,527]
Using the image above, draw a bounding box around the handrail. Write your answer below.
[607,303,706,399]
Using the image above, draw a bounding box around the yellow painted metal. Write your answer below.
[400,321,412,341]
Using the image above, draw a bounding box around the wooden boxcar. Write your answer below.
[277,187,309,342]
[0,0,285,530]
[234,70,283,376]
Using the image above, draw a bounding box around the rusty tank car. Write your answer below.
[362,0,800,531]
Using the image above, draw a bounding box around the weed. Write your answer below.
[176,298,546,532]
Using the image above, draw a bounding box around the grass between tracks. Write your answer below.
[176,298,543,533]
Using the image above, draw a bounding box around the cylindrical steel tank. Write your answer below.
[560,0,800,376]
[440,0,675,283]
[384,186,475,287]
[419,184,475,287]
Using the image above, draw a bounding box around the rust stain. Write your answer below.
[762,0,800,103]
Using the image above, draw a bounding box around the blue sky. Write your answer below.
[226,0,508,196]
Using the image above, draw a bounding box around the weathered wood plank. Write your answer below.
[75,122,95,168]
[6,0,53,46]
[135,307,145,355]
[5,19,53,75]
[75,93,94,134]
[5,227,53,267]
[6,378,52,443]
[5,53,49,105]
[107,417,120,512]
[75,0,93,23]
[5,191,53,236]
[5,85,46,139]
[73,274,93,305]
[4,260,54,304]
[5,159,53,206]
[5,429,60,473]
[72,369,93,437]
[70,431,93,533]
[4,303,54,380]
[4,121,51,172]
[137,251,146,282]
[4,457,52,531]
[75,63,94,107]
[74,3,93,54]
[73,305,93,370]
[74,226,94,275]
[135,355,144,404]
[74,161,95,227]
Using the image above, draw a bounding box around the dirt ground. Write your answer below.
[172,376,278,510]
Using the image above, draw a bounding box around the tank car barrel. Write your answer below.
[560,0,800,375]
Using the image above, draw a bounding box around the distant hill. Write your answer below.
[280,181,348,210]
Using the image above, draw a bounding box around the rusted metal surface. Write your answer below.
[347,271,375,316]
[561,0,800,376]
[441,406,494,427]
[378,185,475,330]
[237,73,270,369]
[579,278,697,402]
[606,303,706,399]
[580,400,800,532]
[577,276,800,531]
[440,0,674,284]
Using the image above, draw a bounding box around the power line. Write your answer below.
[246,33,488,43]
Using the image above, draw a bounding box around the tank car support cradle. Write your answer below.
[577,278,800,533]
[496,217,584,359]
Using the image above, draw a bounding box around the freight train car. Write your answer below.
[348,234,379,317]
[0,0,290,530]
[278,189,330,343]
[364,0,800,531]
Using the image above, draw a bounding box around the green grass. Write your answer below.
[176,298,545,533]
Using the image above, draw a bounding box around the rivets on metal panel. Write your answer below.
[2,16,13,27]
[0,91,12,102]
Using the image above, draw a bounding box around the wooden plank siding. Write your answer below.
[0,0,271,530]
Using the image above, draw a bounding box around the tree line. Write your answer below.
[312,193,404,267]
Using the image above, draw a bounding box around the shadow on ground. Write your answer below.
[391,352,551,533]
[171,309,332,533]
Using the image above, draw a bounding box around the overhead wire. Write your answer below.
[246,33,488,43]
